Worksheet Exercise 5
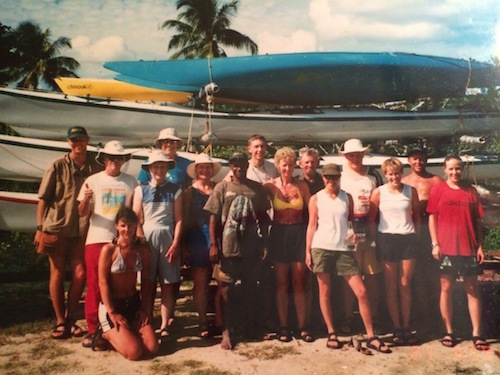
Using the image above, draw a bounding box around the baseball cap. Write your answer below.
[67,126,88,139]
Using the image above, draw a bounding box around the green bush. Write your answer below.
[484,227,500,251]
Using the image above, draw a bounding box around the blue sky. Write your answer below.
[2,0,499,78]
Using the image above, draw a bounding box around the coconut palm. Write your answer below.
[162,0,258,59]
[10,21,79,90]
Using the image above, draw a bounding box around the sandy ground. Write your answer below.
[0,322,499,375]
[1,281,499,375]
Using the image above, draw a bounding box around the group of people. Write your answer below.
[34,127,490,360]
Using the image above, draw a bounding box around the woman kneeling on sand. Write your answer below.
[97,207,158,360]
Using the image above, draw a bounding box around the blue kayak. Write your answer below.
[104,52,499,106]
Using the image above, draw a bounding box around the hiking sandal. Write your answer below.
[366,336,392,354]
[51,322,70,339]
[440,333,456,348]
[472,336,490,351]
[326,332,341,349]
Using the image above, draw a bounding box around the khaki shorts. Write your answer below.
[353,243,382,275]
[311,248,360,276]
[36,232,85,261]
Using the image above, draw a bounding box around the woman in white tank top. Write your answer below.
[369,158,421,346]
[306,164,391,353]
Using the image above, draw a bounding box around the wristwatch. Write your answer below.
[36,225,42,231]
[431,242,439,249]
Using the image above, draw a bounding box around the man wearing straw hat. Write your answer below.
[138,128,193,188]
[77,140,138,349]
[339,139,383,334]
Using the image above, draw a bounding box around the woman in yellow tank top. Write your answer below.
[264,147,312,343]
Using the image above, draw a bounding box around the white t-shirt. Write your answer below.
[341,166,376,217]
[246,160,279,184]
[77,171,138,245]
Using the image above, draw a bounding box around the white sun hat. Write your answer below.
[141,150,176,171]
[96,140,131,165]
[339,138,369,154]
[186,153,222,179]
[154,128,182,148]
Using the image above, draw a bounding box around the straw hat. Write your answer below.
[186,153,222,179]
[339,139,369,154]
[96,140,131,165]
[141,150,176,171]
[154,128,182,148]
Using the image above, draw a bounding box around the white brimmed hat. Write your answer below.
[339,139,369,154]
[154,128,182,148]
[186,153,222,179]
[96,140,131,165]
[141,150,176,171]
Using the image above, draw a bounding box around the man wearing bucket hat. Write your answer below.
[339,139,383,334]
[35,126,103,340]
[133,150,182,342]
[204,152,271,349]
[137,128,193,188]
[77,140,138,348]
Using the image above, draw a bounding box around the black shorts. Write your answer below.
[269,223,306,264]
[439,255,481,278]
[98,292,141,332]
[376,232,418,262]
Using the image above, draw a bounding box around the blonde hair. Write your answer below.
[381,157,403,174]
[274,146,296,168]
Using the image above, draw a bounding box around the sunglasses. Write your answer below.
[106,155,125,162]
[160,139,178,144]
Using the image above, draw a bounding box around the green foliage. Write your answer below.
[0,231,44,273]
[484,227,500,251]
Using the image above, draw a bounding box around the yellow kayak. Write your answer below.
[55,77,191,103]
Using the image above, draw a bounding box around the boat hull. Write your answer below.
[0,134,228,182]
[104,52,500,106]
[1,88,499,146]
[54,77,192,103]
[0,192,38,232]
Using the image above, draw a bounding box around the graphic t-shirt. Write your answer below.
[77,171,138,245]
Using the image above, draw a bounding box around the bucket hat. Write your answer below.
[96,140,131,165]
[186,153,222,179]
[141,150,176,171]
[154,128,182,148]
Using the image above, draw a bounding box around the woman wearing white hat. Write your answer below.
[132,150,182,342]
[182,153,221,338]
[137,128,193,188]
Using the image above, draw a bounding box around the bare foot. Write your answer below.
[220,329,233,350]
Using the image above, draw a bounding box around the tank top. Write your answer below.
[311,189,350,251]
[378,184,415,234]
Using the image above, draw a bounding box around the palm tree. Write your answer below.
[162,0,258,59]
[10,21,79,90]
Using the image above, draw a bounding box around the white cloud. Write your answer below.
[256,30,317,54]
[309,0,448,42]
[71,35,133,62]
